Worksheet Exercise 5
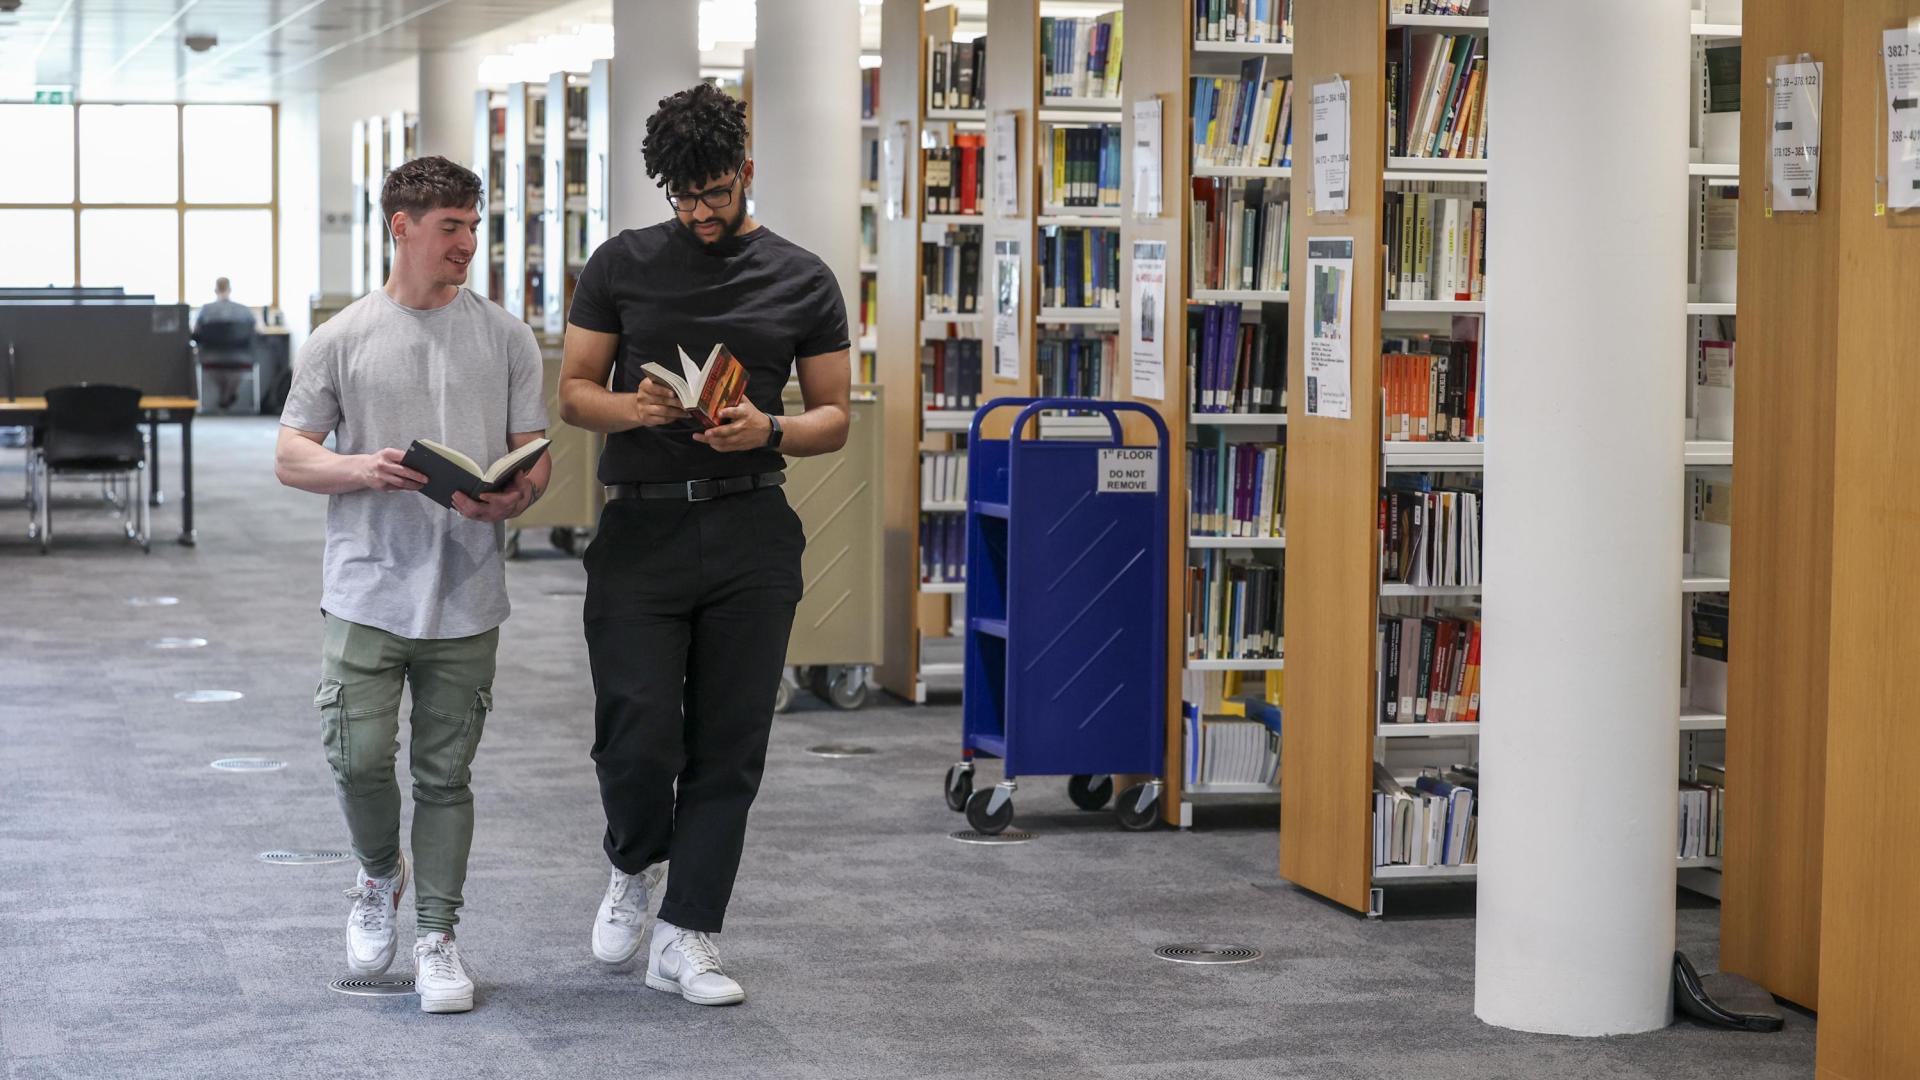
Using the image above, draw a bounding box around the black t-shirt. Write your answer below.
[568,221,850,483]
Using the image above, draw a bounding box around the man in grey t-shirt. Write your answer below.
[275,156,550,1015]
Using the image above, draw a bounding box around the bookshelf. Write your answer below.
[860,56,883,383]
[350,112,417,298]
[542,70,593,337]
[472,90,505,305]
[502,80,547,327]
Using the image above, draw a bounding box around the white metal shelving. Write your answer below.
[1681,576,1732,593]
[922,581,966,596]
[1377,721,1480,738]
[1684,441,1733,467]
[1192,40,1293,56]
[1190,412,1287,426]
[1189,288,1289,304]
[1037,307,1122,325]
[1679,708,1728,733]
[1188,535,1286,549]
[1193,164,1292,179]
[1186,657,1285,672]
[1388,13,1489,31]
[1382,441,1485,469]
[1385,298,1485,314]
[1380,583,1481,598]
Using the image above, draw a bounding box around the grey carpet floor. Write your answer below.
[0,418,1814,1080]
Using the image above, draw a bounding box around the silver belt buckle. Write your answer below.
[685,479,713,502]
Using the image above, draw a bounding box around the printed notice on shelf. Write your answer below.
[992,112,1020,218]
[1884,28,1920,210]
[1304,237,1355,420]
[1097,448,1159,494]
[1132,98,1164,217]
[1311,77,1352,214]
[1770,60,1823,213]
[883,121,910,220]
[1128,240,1167,401]
[993,239,1022,381]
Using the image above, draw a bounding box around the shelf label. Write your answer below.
[992,112,1020,218]
[1885,28,1920,211]
[1769,59,1822,214]
[1132,98,1164,217]
[1311,77,1352,215]
[993,239,1022,381]
[1305,237,1355,421]
[1129,240,1167,401]
[1098,448,1159,494]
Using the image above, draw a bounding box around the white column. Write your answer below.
[1475,0,1689,1036]
[751,0,863,323]
[417,47,480,165]
[610,0,701,232]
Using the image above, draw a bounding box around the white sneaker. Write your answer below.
[646,920,745,1006]
[592,863,666,964]
[413,932,474,1014]
[343,853,408,975]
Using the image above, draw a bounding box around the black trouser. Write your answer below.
[583,485,803,933]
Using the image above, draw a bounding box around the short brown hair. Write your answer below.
[380,155,483,232]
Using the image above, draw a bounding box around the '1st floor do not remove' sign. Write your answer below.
[1098,448,1159,494]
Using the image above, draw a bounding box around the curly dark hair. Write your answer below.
[380,155,483,231]
[642,82,749,193]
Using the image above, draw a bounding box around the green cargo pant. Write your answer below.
[315,612,498,938]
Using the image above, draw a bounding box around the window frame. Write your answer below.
[0,100,279,308]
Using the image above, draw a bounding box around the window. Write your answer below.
[3,102,277,306]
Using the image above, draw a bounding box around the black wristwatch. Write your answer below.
[766,414,784,450]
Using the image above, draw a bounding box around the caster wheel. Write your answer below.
[773,678,792,714]
[965,788,1014,835]
[1116,783,1161,831]
[824,667,869,710]
[943,763,973,812]
[1068,774,1114,811]
[550,527,577,555]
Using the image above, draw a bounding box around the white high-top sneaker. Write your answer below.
[592,863,667,964]
[343,853,408,975]
[646,920,745,1006]
[413,932,474,1014]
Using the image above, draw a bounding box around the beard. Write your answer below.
[684,203,745,246]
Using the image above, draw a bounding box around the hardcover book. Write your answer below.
[401,437,550,511]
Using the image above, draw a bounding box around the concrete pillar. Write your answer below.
[417,47,481,165]
[751,0,863,321]
[610,0,700,232]
[1474,0,1689,1036]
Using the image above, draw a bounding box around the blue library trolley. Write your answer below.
[941,398,1171,833]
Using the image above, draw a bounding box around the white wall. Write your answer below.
[277,92,321,350]
[314,58,420,297]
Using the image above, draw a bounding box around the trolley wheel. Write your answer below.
[943,763,974,812]
[1068,774,1114,811]
[965,788,1014,835]
[1115,783,1161,831]
[550,527,578,555]
[823,667,869,710]
[773,678,793,714]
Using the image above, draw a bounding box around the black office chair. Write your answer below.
[192,318,259,414]
[31,383,149,554]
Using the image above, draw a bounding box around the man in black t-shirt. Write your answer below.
[558,83,851,1007]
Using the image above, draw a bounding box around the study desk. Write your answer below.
[0,396,200,546]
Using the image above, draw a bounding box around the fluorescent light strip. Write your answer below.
[110,0,204,77]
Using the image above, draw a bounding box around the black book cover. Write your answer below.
[955,43,975,109]
[1382,616,1402,722]
[400,438,549,511]
[958,235,981,313]
[931,46,948,110]
[1415,617,1437,721]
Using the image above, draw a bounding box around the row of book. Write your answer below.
[921,338,984,412]
[1381,479,1482,588]
[1679,775,1724,860]
[922,451,968,506]
[1373,763,1478,868]
[1192,0,1291,44]
[857,276,877,341]
[1191,179,1290,294]
[1188,303,1286,414]
[860,67,881,119]
[1037,225,1122,311]
[1188,442,1284,539]
[920,512,967,584]
[927,36,987,112]
[1190,64,1293,169]
[922,227,982,315]
[1039,14,1124,100]
[1036,329,1117,402]
[1386,30,1488,160]
[1044,125,1123,210]
[1186,552,1283,660]
[1378,612,1481,725]
[925,136,986,215]
[1384,189,1485,302]
[1390,1,1484,13]
[1182,716,1280,788]
[1382,335,1483,442]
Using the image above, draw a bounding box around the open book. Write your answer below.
[400,437,550,511]
[641,343,750,429]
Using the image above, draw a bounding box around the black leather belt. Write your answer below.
[606,471,784,503]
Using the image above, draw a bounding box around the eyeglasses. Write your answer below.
[666,161,746,212]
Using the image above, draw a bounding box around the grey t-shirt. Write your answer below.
[281,288,548,640]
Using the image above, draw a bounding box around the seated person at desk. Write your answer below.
[192,277,257,411]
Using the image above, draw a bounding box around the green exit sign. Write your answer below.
[33,89,71,105]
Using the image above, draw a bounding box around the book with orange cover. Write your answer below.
[642,343,750,429]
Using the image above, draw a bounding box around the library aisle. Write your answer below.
[0,419,1812,1079]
